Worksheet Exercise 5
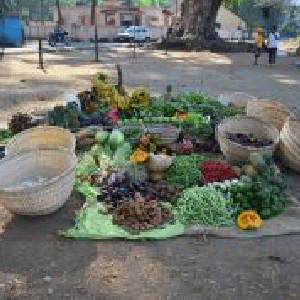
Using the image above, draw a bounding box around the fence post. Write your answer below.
[38,39,45,71]
[95,25,99,62]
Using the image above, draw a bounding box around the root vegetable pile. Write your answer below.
[112,192,174,232]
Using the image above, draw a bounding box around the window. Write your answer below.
[120,13,134,27]
[105,13,115,26]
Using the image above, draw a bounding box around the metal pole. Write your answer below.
[116,64,122,92]
[133,13,136,58]
[38,38,44,71]
[95,25,98,62]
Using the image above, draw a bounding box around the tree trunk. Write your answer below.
[56,0,62,24]
[181,0,222,40]
[91,0,97,26]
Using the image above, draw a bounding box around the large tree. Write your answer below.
[179,0,290,41]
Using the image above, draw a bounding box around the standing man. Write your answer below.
[267,26,280,65]
[253,27,263,65]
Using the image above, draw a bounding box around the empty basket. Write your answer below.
[0,148,76,215]
[6,125,76,155]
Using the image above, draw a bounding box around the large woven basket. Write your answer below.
[246,99,290,131]
[219,92,257,108]
[6,125,76,155]
[0,149,76,215]
[216,116,280,164]
[278,118,300,172]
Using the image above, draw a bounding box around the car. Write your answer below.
[117,26,150,43]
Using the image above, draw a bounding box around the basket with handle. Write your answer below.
[6,125,76,155]
[216,116,280,164]
[0,148,76,215]
[246,99,290,131]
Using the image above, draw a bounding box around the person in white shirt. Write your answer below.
[267,26,280,65]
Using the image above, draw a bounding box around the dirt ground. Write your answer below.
[1,45,300,299]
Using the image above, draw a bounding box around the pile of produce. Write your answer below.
[227,133,273,147]
[176,185,238,228]
[176,138,194,154]
[75,129,131,186]
[211,165,288,219]
[200,161,238,183]
[102,171,149,207]
[112,192,174,232]
[166,154,203,188]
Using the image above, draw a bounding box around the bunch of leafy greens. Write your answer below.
[211,165,289,219]
[166,154,203,188]
[176,185,238,228]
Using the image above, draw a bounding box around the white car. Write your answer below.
[117,26,150,43]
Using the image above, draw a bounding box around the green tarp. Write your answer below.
[59,206,186,241]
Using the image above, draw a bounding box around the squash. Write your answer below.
[237,210,262,230]
[108,129,125,150]
[130,149,149,162]
[96,130,109,144]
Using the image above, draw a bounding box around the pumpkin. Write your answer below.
[237,210,262,230]
[130,149,149,162]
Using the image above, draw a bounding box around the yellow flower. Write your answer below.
[130,149,149,162]
[237,210,262,230]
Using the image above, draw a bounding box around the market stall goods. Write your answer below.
[199,161,238,183]
[246,99,290,131]
[6,125,76,155]
[237,210,262,230]
[216,116,279,164]
[0,149,76,215]
[112,192,174,232]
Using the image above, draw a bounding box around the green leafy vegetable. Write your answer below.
[166,154,203,188]
[176,185,238,228]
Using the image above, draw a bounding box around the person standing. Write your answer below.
[253,27,263,65]
[267,26,280,65]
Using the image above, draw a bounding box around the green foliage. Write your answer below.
[211,165,288,219]
[166,154,203,188]
[176,185,238,228]
[0,129,13,144]
[75,153,97,180]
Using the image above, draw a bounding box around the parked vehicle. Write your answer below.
[48,29,71,47]
[0,14,25,47]
[116,26,150,43]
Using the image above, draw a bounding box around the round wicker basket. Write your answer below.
[6,125,76,155]
[225,92,257,108]
[278,118,300,172]
[0,149,76,215]
[246,99,290,131]
[216,116,280,164]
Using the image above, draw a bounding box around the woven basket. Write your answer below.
[246,99,290,131]
[6,125,76,155]
[220,92,257,108]
[278,118,300,172]
[0,149,76,215]
[216,116,280,164]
